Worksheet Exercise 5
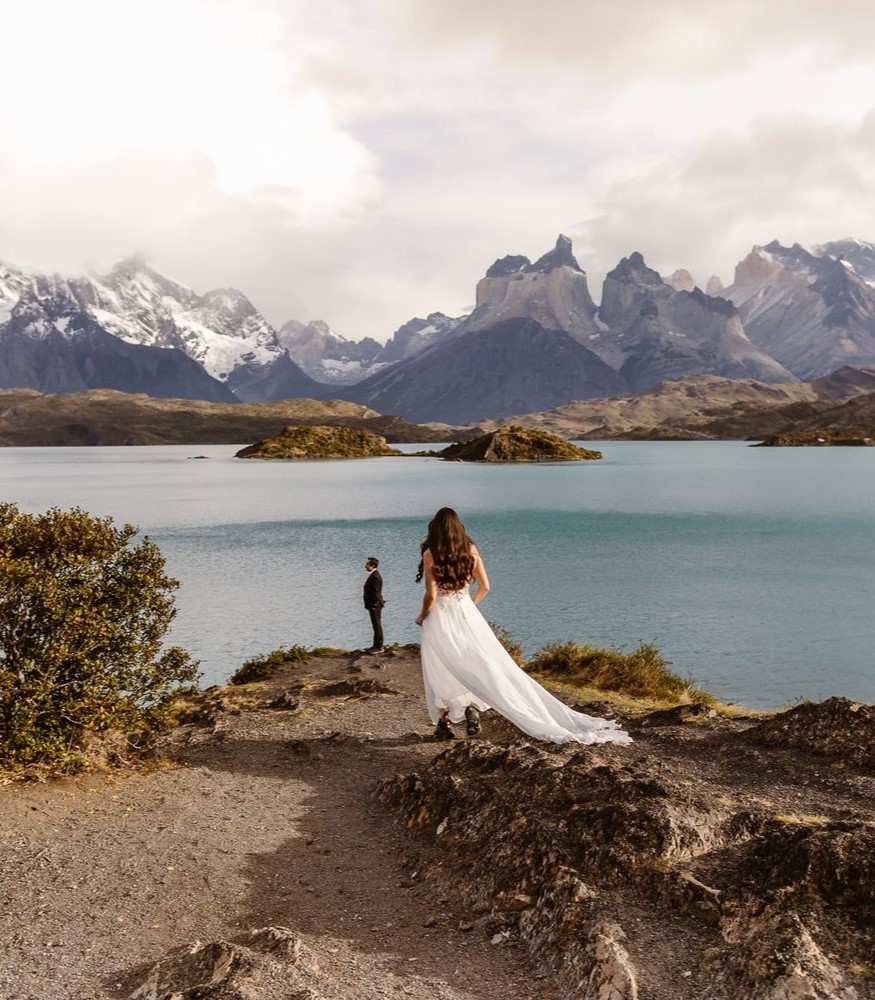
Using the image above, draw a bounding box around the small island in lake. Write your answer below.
[235,424,402,459]
[756,429,873,447]
[439,425,602,462]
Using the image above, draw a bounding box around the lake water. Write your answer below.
[2,442,873,709]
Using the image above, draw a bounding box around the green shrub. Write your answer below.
[488,621,525,666]
[0,504,199,775]
[526,640,713,704]
[229,645,312,685]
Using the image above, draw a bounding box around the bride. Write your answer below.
[415,507,631,745]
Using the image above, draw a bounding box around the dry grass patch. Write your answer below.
[527,640,715,705]
[229,645,312,685]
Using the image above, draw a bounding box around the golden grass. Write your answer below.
[527,640,715,705]
[774,813,831,826]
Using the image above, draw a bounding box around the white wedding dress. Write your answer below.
[421,588,631,745]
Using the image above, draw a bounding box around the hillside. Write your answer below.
[754,391,875,445]
[473,368,875,440]
[0,389,453,445]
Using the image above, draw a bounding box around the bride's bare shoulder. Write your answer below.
[423,548,434,563]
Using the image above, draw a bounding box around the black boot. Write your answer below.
[465,705,481,737]
[434,718,456,741]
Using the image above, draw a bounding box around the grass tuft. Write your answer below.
[526,640,714,704]
[775,813,830,826]
[229,645,312,685]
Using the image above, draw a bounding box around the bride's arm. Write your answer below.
[471,545,490,605]
[415,550,438,625]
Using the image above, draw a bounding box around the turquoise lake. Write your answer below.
[2,442,873,709]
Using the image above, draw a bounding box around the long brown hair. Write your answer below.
[415,507,475,590]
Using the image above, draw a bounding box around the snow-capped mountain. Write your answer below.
[276,319,384,385]
[0,261,32,323]
[79,258,321,400]
[276,312,465,384]
[815,238,875,286]
[0,257,324,402]
[721,241,875,378]
[0,273,236,401]
[376,312,464,364]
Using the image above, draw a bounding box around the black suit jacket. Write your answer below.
[363,570,384,610]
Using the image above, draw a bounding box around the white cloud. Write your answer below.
[579,113,875,290]
[1,0,875,339]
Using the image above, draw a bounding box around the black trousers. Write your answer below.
[368,606,384,649]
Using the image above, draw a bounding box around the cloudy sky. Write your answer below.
[2,0,874,340]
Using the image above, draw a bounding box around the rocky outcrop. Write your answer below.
[722,241,875,378]
[378,696,875,999]
[235,424,402,459]
[740,696,875,766]
[127,925,323,999]
[440,425,601,462]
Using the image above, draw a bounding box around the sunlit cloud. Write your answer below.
[1,0,874,338]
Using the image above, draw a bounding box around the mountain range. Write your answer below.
[3,235,875,423]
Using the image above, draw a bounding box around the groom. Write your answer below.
[363,556,385,652]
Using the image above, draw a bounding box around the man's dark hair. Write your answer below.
[366,556,379,568]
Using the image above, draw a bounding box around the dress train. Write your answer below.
[420,589,631,745]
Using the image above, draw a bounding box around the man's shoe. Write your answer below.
[434,718,456,741]
[465,705,482,737]
[366,646,385,653]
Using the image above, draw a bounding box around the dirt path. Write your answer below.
[0,648,560,1000]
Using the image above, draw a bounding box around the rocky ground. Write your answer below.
[1,648,873,999]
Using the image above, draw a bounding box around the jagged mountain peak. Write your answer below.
[486,254,531,278]
[723,240,875,378]
[469,236,597,345]
[526,234,583,275]
[685,287,737,318]
[484,235,583,280]
[276,317,388,385]
[665,269,696,292]
[606,251,664,287]
[101,256,197,300]
[201,287,261,320]
[815,238,875,285]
